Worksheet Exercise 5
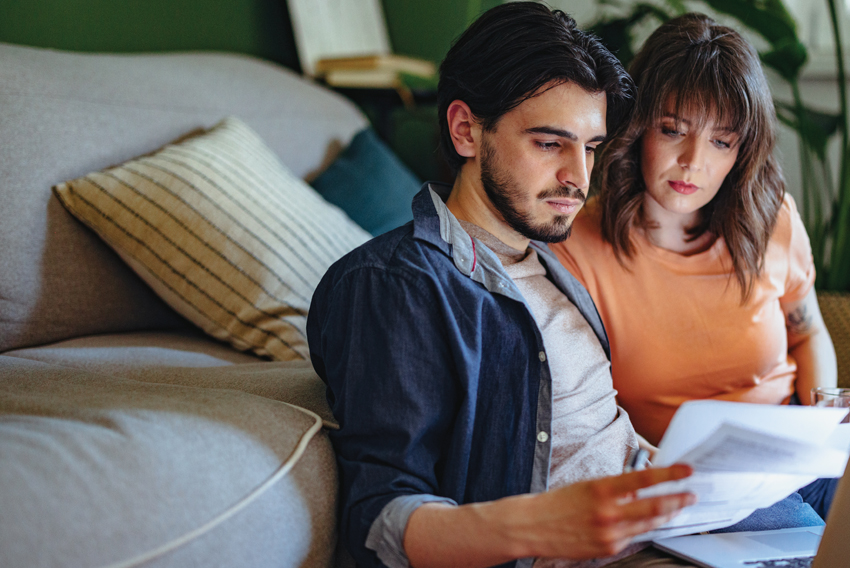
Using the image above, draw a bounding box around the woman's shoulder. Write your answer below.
[770,192,807,250]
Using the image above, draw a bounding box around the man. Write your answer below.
[307,3,695,567]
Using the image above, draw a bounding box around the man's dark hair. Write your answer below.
[438,2,635,173]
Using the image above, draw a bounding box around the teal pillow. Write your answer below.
[311,128,422,236]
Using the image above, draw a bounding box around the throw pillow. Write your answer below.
[310,128,421,236]
[53,117,370,361]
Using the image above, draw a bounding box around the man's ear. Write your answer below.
[446,100,479,159]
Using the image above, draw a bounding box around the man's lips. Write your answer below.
[668,180,699,195]
[545,199,582,215]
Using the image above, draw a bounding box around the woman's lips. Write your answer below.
[668,180,699,195]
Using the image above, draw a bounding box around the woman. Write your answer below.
[551,13,838,518]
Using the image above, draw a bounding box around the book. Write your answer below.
[315,54,436,78]
[286,0,437,91]
[322,68,401,88]
[286,0,393,77]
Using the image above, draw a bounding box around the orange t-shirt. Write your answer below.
[550,195,815,446]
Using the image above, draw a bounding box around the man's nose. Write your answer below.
[556,148,590,190]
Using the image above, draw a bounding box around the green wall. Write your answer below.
[0,0,503,182]
[384,0,502,64]
[0,0,502,69]
[0,0,300,68]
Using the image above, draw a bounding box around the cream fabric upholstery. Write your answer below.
[54,118,370,361]
[0,44,367,353]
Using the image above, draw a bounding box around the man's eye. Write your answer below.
[535,141,559,150]
[585,146,598,155]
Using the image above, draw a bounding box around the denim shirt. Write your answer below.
[307,183,610,568]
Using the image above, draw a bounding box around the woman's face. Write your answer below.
[640,101,740,223]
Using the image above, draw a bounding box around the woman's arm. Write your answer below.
[783,287,837,404]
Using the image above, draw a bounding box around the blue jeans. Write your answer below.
[798,476,841,519]
[789,392,841,521]
[710,491,824,533]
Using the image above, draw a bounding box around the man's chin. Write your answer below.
[520,219,573,243]
[533,227,572,243]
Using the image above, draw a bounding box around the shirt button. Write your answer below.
[537,431,549,443]
[538,351,546,362]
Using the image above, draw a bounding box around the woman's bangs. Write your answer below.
[646,56,752,142]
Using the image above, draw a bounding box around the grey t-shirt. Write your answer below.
[461,222,638,485]
[461,222,644,567]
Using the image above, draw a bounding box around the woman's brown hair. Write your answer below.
[595,12,785,301]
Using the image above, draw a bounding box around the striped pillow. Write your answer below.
[53,117,370,361]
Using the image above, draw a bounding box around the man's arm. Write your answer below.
[310,264,694,567]
[404,466,695,568]
[308,265,466,566]
[783,288,837,404]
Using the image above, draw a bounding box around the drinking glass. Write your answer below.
[811,387,850,423]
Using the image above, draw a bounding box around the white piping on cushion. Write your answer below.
[97,402,324,568]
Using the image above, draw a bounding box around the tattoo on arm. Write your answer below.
[787,304,814,335]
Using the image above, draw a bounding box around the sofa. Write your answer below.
[0,42,385,567]
[4,38,850,568]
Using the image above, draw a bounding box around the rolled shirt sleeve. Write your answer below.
[366,494,459,568]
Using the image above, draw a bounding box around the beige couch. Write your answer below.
[0,43,369,567]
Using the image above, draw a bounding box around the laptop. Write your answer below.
[652,456,850,568]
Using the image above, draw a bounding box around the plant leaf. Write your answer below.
[760,38,808,82]
[697,0,798,45]
[589,4,674,67]
[589,18,639,65]
[775,101,842,162]
[663,0,688,13]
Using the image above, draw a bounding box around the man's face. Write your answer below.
[478,81,607,243]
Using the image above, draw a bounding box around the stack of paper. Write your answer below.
[633,400,850,541]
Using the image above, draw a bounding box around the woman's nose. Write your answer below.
[678,137,704,171]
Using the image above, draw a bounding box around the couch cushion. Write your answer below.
[4,331,336,425]
[3,330,265,368]
[53,117,370,361]
[0,43,368,353]
[311,127,421,236]
[0,355,338,568]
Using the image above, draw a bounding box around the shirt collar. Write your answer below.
[411,182,522,300]
[410,182,611,358]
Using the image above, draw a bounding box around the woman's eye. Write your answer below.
[661,126,681,137]
[713,139,732,149]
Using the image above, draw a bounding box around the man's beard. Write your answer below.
[479,134,585,243]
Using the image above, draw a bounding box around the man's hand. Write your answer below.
[517,464,695,560]
[405,464,695,568]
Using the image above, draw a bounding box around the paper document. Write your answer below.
[632,400,849,542]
